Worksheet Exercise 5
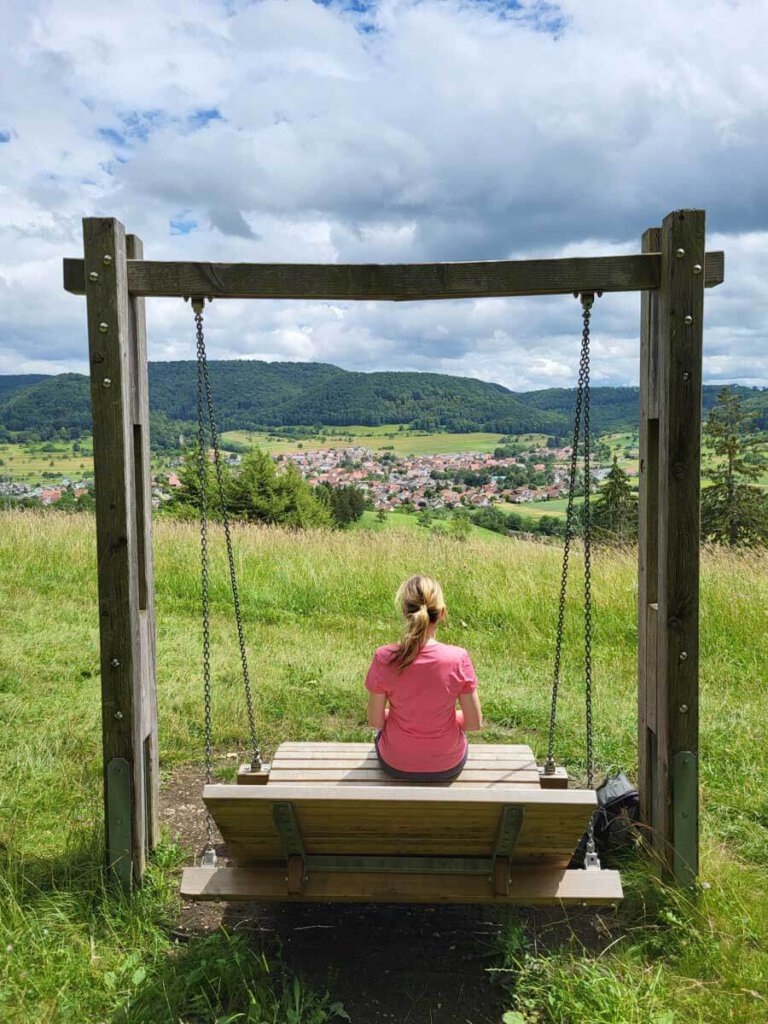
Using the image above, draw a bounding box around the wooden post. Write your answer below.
[638,210,705,884]
[637,226,661,844]
[83,218,159,887]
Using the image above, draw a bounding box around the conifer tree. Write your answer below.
[701,387,768,546]
[592,456,638,542]
[165,446,227,521]
[228,449,331,528]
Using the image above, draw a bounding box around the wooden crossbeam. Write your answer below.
[63,251,724,301]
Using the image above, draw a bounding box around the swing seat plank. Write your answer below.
[267,741,546,788]
[181,779,622,904]
[181,864,622,904]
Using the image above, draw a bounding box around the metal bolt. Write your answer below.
[679,651,688,661]
[103,254,112,266]
[114,710,123,720]
[98,322,109,333]
[116,819,122,826]
[679,704,689,713]
[683,371,691,381]
[89,271,99,282]
[682,811,689,819]
[693,264,702,275]
[102,378,112,388]
[110,657,120,667]
[684,315,693,325]
[675,248,685,258]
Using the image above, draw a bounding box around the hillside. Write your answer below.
[0,360,563,437]
[0,373,47,402]
[1,361,766,439]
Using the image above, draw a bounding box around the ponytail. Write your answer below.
[392,575,446,671]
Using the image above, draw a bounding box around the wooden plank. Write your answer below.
[62,251,725,301]
[204,784,596,807]
[204,788,595,865]
[637,225,661,829]
[655,210,704,883]
[83,218,149,888]
[270,758,537,770]
[181,865,623,904]
[276,742,534,752]
[125,233,159,857]
[267,768,541,783]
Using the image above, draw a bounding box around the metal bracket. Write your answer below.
[673,751,698,886]
[584,838,601,871]
[201,847,218,867]
[106,757,132,890]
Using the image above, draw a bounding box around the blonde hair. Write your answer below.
[391,575,447,671]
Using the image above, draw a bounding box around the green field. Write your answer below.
[354,508,507,542]
[221,424,509,456]
[2,512,767,1022]
[0,439,94,485]
[498,496,585,521]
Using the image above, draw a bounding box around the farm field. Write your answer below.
[354,507,507,542]
[1,512,767,1022]
[497,496,585,521]
[220,424,511,456]
[0,439,94,485]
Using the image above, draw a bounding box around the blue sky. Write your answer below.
[1,0,767,389]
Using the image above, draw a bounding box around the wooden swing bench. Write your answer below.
[181,742,623,905]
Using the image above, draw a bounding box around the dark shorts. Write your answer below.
[374,731,468,781]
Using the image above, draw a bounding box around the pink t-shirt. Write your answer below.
[365,641,478,773]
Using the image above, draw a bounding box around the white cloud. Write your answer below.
[0,0,766,388]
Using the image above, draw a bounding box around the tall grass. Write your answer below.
[1,511,767,1022]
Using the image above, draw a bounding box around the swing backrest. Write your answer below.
[203,783,596,866]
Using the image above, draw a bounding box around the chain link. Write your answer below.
[194,299,262,856]
[195,312,215,854]
[545,293,597,855]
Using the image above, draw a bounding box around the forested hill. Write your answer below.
[0,360,766,439]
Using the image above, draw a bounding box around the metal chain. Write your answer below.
[544,311,587,772]
[194,300,262,772]
[545,293,599,866]
[195,314,216,857]
[581,296,597,866]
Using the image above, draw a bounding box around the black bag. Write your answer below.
[569,771,640,868]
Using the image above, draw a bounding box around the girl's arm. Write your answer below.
[367,692,387,729]
[458,691,483,732]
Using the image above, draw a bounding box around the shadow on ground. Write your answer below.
[156,762,620,1024]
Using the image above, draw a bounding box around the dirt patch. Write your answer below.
[159,763,620,1024]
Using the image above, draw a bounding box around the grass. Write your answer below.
[1,512,767,1021]
[354,508,508,542]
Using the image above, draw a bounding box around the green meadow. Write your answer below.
[1,511,767,1022]
[220,424,510,456]
[0,439,94,486]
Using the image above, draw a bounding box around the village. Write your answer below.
[0,439,628,512]
[275,442,619,512]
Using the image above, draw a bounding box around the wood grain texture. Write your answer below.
[638,226,661,829]
[655,210,704,884]
[83,218,147,886]
[202,785,596,868]
[63,251,725,300]
[125,234,160,857]
[180,865,623,904]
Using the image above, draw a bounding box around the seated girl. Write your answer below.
[365,574,483,781]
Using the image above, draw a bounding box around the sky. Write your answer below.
[1,0,767,391]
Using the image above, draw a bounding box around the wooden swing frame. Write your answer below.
[63,209,723,893]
